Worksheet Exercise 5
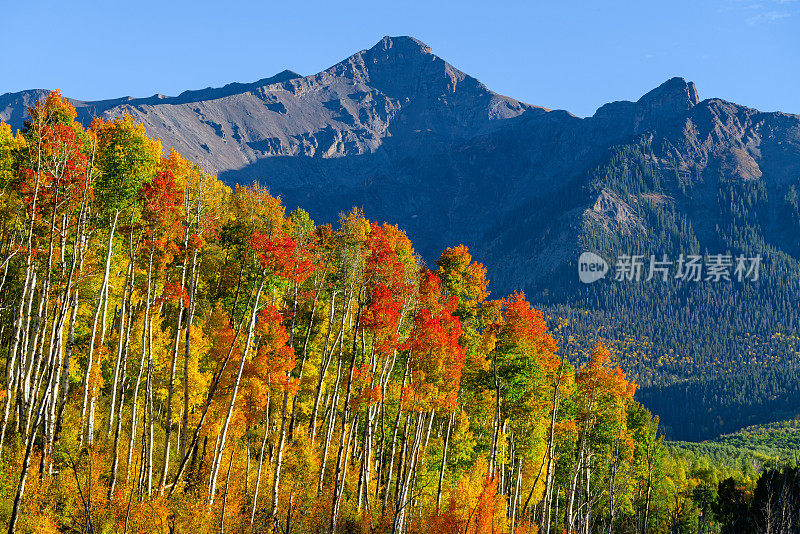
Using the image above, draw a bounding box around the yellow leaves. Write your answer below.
[119,495,172,534]
[230,183,287,237]
[88,345,108,393]
[477,328,497,369]
[27,90,77,127]
[338,207,371,246]
[159,148,194,190]
[381,222,416,269]
[0,121,21,185]
[429,456,509,534]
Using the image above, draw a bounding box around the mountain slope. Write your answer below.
[3,36,800,440]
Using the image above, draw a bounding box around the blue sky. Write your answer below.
[3,0,798,117]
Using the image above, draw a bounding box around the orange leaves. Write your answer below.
[347,363,383,409]
[158,148,194,191]
[251,305,298,395]
[573,342,638,456]
[380,222,415,267]
[161,281,191,308]
[428,458,509,534]
[141,169,183,235]
[188,232,203,252]
[418,270,457,315]
[576,342,637,414]
[404,269,466,413]
[248,231,316,283]
[501,293,558,360]
[255,304,290,347]
[210,319,241,369]
[473,475,503,534]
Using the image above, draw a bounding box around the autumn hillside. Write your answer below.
[0,92,796,534]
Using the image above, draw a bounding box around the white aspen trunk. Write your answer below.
[180,249,199,461]
[392,411,424,534]
[329,298,363,533]
[270,389,290,516]
[127,240,155,484]
[249,417,270,529]
[107,258,131,438]
[168,287,252,497]
[309,291,345,445]
[79,209,119,445]
[8,327,58,534]
[219,448,235,534]
[317,356,343,496]
[436,412,454,512]
[208,273,265,503]
[159,228,190,493]
[145,303,155,496]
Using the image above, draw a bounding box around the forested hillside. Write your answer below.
[672,418,800,468]
[535,137,800,440]
[3,91,795,533]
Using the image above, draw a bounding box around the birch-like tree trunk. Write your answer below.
[208,272,265,503]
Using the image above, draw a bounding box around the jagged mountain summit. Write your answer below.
[3,36,800,440]
[2,36,532,172]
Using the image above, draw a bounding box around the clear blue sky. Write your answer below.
[3,0,798,117]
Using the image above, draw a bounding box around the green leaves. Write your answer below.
[93,115,161,215]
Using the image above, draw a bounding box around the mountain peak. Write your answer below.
[638,77,699,114]
[371,35,433,56]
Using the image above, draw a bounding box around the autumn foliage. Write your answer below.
[0,92,683,534]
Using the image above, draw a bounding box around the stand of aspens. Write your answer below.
[0,91,735,534]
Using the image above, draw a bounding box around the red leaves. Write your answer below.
[404,269,466,413]
[142,171,183,224]
[362,283,401,355]
[500,292,558,360]
[19,122,90,217]
[365,222,410,293]
[161,281,190,308]
[252,305,299,395]
[141,170,183,234]
[248,231,316,283]
[362,223,413,355]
